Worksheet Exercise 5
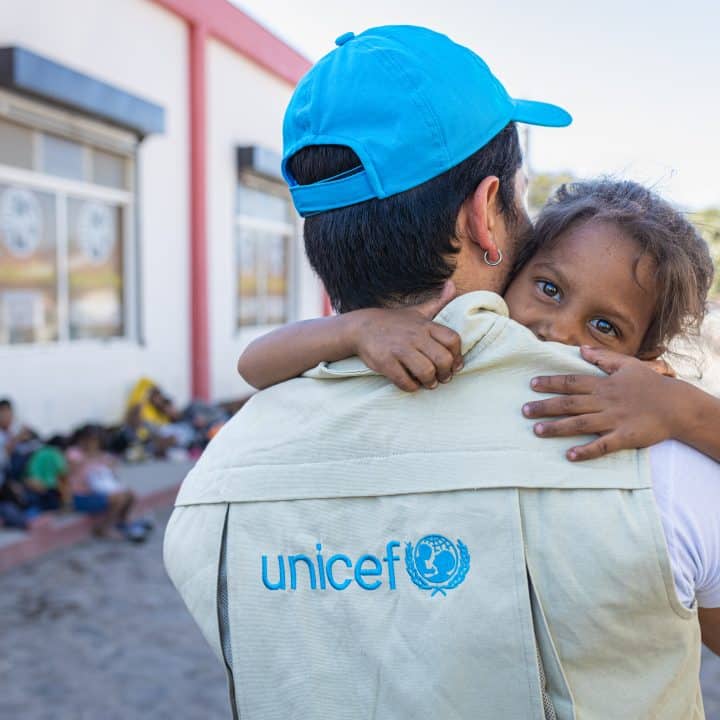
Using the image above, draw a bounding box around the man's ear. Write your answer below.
[463,176,502,262]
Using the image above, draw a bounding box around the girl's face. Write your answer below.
[503,219,659,357]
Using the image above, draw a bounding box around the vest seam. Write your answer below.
[525,556,577,719]
[511,489,544,719]
[189,447,649,471]
[217,504,242,720]
[642,486,696,620]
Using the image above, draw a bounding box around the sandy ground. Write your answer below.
[0,509,228,720]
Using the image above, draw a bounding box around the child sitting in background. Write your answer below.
[67,424,149,542]
[23,445,69,513]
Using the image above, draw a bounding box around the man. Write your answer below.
[165,26,717,719]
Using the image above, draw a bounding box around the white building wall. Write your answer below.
[206,39,323,401]
[0,0,190,434]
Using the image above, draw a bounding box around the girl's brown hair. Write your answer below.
[516,179,715,355]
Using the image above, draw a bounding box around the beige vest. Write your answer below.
[165,291,703,719]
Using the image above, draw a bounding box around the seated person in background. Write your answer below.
[124,378,238,455]
[67,424,150,542]
[23,445,70,513]
[0,398,42,482]
[110,404,174,461]
[0,462,29,529]
[147,387,210,450]
[125,379,196,452]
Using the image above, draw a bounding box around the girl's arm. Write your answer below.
[238,282,462,391]
[522,345,720,463]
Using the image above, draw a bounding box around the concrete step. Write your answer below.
[0,459,194,572]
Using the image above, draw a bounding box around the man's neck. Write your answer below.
[451,265,506,297]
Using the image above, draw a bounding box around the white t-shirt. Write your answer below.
[650,439,720,609]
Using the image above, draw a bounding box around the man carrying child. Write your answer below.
[166,26,718,719]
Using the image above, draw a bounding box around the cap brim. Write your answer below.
[511,99,572,127]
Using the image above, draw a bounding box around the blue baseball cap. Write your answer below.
[282,25,571,217]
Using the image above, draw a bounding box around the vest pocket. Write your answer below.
[218,505,240,720]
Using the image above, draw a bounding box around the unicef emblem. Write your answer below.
[405,535,470,597]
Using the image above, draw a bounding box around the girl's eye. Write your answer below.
[536,280,562,302]
[589,318,618,336]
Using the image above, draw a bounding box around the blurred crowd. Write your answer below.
[0,379,249,542]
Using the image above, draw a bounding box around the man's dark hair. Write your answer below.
[0,399,12,410]
[288,122,523,312]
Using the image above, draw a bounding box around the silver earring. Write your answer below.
[483,249,503,267]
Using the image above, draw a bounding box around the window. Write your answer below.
[235,178,295,328]
[0,91,136,345]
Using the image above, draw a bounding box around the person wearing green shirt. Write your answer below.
[24,446,69,512]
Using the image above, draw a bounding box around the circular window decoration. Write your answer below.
[0,187,43,258]
[78,201,115,264]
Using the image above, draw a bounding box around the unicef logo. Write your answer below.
[405,534,470,597]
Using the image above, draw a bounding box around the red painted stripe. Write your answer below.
[151,0,311,85]
[189,22,210,400]
[148,0,312,400]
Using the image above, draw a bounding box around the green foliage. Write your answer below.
[527,171,576,214]
[690,208,720,298]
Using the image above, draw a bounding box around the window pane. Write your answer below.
[235,225,289,328]
[236,225,259,326]
[67,198,124,339]
[236,185,290,224]
[0,118,33,169]
[0,185,57,343]
[235,184,294,328]
[265,234,288,324]
[92,149,127,189]
[42,133,84,180]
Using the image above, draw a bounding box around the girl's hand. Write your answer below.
[351,281,463,392]
[521,345,680,461]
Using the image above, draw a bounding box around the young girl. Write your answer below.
[67,425,149,542]
[237,179,719,463]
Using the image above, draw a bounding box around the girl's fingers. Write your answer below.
[428,323,463,363]
[418,342,456,383]
[579,345,630,375]
[566,433,624,462]
[530,374,598,395]
[532,412,611,439]
[400,350,440,390]
[523,394,602,419]
[383,360,421,393]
